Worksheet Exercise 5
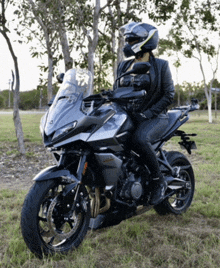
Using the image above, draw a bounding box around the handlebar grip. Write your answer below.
[121,90,146,99]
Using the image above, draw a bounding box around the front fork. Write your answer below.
[62,152,111,218]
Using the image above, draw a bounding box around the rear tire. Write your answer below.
[154,151,195,215]
[21,180,90,258]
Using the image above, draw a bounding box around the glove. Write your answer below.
[135,110,153,123]
[135,113,147,123]
[133,74,151,90]
[101,89,112,97]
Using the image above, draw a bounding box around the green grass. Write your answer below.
[0,113,43,143]
[0,110,220,267]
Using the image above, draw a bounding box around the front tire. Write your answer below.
[21,180,90,258]
[154,151,195,215]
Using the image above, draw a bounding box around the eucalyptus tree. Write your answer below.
[20,0,74,102]
[0,0,25,154]
[19,0,58,102]
[166,0,220,123]
[103,0,177,81]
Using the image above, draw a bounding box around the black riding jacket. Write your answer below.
[115,56,175,119]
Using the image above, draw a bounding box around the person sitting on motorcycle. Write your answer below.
[116,22,175,205]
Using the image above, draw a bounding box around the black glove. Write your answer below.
[135,113,147,123]
[101,89,112,97]
[133,74,151,90]
[135,110,153,123]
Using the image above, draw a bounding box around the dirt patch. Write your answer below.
[0,142,200,192]
[0,142,54,191]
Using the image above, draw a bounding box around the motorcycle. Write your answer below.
[21,63,199,258]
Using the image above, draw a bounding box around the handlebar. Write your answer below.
[109,89,146,101]
[173,99,200,119]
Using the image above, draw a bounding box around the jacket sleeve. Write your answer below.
[144,61,175,118]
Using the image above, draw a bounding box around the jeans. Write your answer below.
[132,115,169,178]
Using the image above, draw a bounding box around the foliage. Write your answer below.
[0,95,5,108]
[12,0,182,94]
[160,0,220,122]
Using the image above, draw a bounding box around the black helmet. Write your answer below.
[120,22,159,58]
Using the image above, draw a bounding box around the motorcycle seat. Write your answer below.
[160,109,182,138]
[167,110,182,127]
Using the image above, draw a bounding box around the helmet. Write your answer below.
[120,22,159,58]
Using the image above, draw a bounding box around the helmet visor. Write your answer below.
[120,22,149,38]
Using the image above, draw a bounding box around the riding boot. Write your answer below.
[149,176,167,206]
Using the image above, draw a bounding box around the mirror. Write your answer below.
[116,62,151,82]
[131,62,151,74]
[56,73,64,84]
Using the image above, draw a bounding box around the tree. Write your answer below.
[0,0,25,154]
[45,0,73,72]
[18,0,178,96]
[19,0,73,102]
[167,0,220,123]
[20,0,58,102]
[101,0,177,82]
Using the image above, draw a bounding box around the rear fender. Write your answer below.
[33,166,79,183]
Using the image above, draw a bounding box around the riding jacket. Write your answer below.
[115,56,175,119]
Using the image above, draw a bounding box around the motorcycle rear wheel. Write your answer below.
[154,151,195,215]
[21,179,90,258]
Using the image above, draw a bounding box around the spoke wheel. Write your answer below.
[154,151,195,215]
[21,180,90,258]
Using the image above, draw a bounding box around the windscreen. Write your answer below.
[52,68,93,107]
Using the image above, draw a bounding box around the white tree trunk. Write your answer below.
[207,91,212,123]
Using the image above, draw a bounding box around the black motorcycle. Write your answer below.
[21,63,198,258]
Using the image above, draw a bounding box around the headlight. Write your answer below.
[52,121,77,140]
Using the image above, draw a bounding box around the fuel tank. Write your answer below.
[87,103,134,151]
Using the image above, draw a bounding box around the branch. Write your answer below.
[100,0,114,12]
[27,0,48,36]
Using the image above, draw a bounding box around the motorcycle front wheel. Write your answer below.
[21,179,90,258]
[154,151,195,215]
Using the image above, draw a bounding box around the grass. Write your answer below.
[0,110,220,267]
[0,113,43,143]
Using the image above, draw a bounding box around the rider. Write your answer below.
[116,22,175,205]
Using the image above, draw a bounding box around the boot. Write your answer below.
[149,177,167,206]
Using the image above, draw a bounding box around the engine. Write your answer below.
[120,173,143,201]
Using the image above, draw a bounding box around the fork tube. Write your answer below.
[77,154,87,182]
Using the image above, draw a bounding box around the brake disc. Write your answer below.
[47,195,82,240]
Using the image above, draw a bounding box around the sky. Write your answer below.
[0,17,219,92]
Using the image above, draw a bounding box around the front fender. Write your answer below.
[33,165,78,182]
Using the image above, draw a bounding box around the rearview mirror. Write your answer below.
[116,62,151,82]
[56,73,64,84]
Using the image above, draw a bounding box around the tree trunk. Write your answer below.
[87,0,101,92]
[204,86,212,123]
[13,90,26,155]
[58,27,73,71]
[47,50,54,102]
[0,28,25,154]
[207,97,212,123]
[28,0,54,103]
[56,0,73,71]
